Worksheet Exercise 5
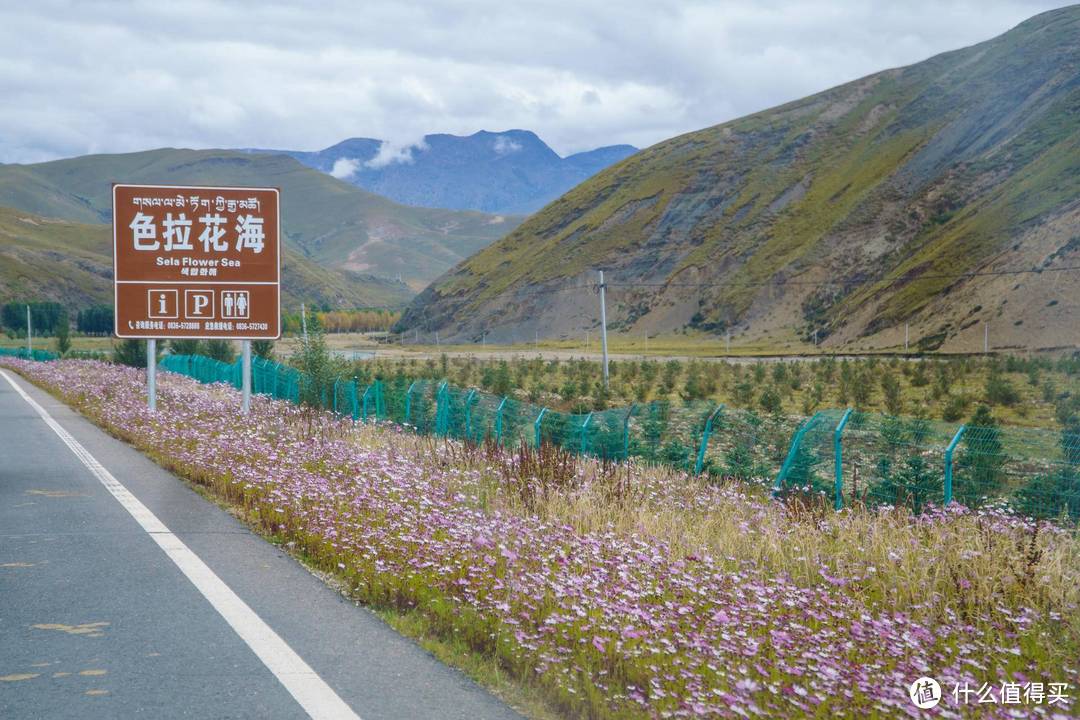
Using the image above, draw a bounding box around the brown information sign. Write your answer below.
[113,184,280,339]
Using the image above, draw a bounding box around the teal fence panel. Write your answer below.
[150,352,1080,522]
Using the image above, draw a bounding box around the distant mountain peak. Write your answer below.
[245,130,638,214]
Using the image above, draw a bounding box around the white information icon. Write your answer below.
[909,677,942,709]
[221,290,250,319]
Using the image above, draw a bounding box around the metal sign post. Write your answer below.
[112,184,280,415]
[147,338,157,411]
[241,340,251,414]
[26,305,31,355]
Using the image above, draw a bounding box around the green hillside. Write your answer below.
[0,149,521,290]
[0,206,412,310]
[400,7,1080,352]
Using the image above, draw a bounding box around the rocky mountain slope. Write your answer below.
[399,7,1080,353]
[247,130,638,214]
[0,149,521,294]
[0,206,411,310]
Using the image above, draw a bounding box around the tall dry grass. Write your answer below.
[387,430,1080,664]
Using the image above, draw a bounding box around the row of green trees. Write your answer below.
[76,305,114,335]
[1,302,113,338]
[1,302,67,335]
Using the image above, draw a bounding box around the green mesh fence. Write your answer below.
[953,424,1080,521]
[152,353,1079,522]
[841,413,957,513]
[701,407,796,484]
[774,409,847,499]
[0,347,58,361]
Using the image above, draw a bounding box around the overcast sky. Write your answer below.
[0,0,1070,163]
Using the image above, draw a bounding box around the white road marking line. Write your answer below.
[0,370,360,720]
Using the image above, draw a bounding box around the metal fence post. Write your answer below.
[405,381,418,424]
[774,412,822,494]
[464,389,477,439]
[351,378,359,422]
[534,407,548,448]
[944,424,966,505]
[694,404,725,475]
[623,404,636,460]
[580,412,593,455]
[495,397,507,445]
[435,381,449,435]
[833,408,853,510]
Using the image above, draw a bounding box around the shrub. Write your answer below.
[112,338,159,368]
[910,362,929,387]
[734,381,754,406]
[169,338,202,355]
[252,339,275,360]
[954,405,1006,508]
[851,371,872,409]
[205,339,236,363]
[941,394,968,422]
[881,373,903,415]
[759,387,782,415]
[291,328,342,408]
[55,313,71,357]
[985,373,1020,406]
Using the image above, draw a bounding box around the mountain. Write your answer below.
[246,130,638,214]
[0,149,521,292]
[399,7,1080,353]
[0,206,413,311]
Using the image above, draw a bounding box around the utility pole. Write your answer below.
[598,270,609,390]
[301,303,308,343]
[585,330,589,353]
[26,304,31,354]
[984,322,989,354]
[726,330,730,355]
[436,331,440,347]
[813,329,818,347]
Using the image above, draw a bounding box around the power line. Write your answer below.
[606,264,1080,290]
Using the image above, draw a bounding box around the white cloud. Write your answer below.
[0,1,1069,163]
[364,138,429,169]
[493,135,522,155]
[330,157,361,179]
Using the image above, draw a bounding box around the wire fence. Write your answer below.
[16,352,1057,524]
[0,347,59,361]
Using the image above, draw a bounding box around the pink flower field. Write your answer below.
[4,358,1077,719]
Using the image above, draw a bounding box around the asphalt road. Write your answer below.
[0,370,522,720]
